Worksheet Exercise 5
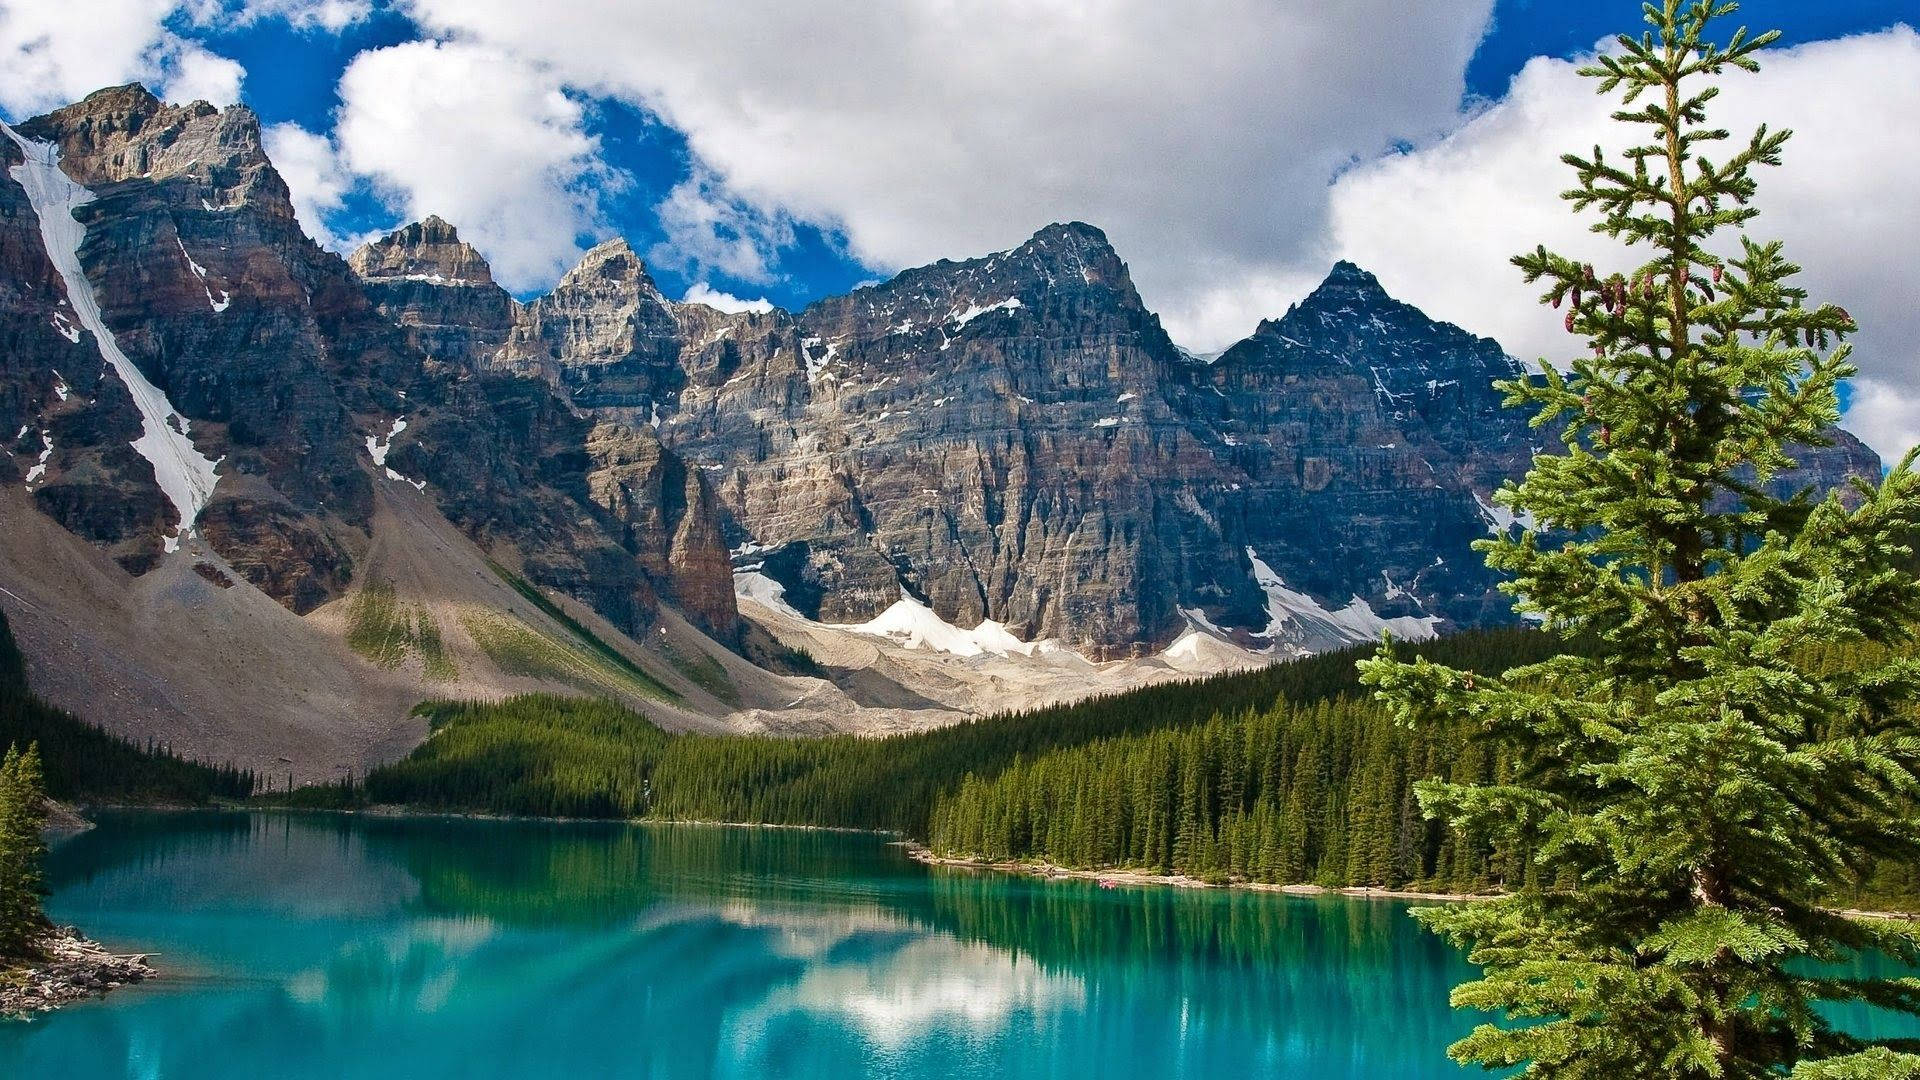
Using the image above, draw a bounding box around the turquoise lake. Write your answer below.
[5,811,1916,1078]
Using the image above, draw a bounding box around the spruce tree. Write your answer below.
[1361,2,1920,1076]
[0,743,51,961]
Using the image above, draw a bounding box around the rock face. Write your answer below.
[348,215,515,369]
[1187,260,1535,631]
[5,85,737,639]
[398,218,1884,660]
[349,226,740,638]
[1,83,1884,668]
[666,222,1259,654]
[495,237,685,421]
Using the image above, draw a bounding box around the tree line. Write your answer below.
[340,627,1563,834]
[0,610,255,804]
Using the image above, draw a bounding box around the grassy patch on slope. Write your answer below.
[487,563,677,701]
[346,579,456,681]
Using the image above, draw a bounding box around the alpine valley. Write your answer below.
[0,85,1878,781]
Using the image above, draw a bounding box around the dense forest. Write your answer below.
[924,695,1512,893]
[339,625,1920,907]
[351,628,1559,831]
[0,610,254,803]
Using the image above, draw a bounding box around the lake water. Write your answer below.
[5,812,1913,1078]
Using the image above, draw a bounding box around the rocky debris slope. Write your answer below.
[0,927,153,1018]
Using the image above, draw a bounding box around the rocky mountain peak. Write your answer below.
[1237,260,1509,378]
[558,237,660,297]
[349,216,497,286]
[495,236,681,413]
[1002,221,1131,290]
[19,84,266,185]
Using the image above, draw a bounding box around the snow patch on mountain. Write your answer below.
[175,236,230,313]
[947,297,1021,330]
[832,590,1043,658]
[1246,546,1438,649]
[801,337,839,384]
[366,417,407,467]
[23,430,52,486]
[732,569,806,621]
[6,124,221,545]
[1473,491,1535,535]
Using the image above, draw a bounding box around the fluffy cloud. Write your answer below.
[682,282,775,314]
[1329,27,1920,459]
[330,39,620,290]
[396,0,1495,346]
[262,121,360,249]
[228,0,371,31]
[0,0,244,117]
[649,168,795,286]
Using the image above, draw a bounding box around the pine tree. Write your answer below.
[1361,3,1920,1076]
[0,743,51,961]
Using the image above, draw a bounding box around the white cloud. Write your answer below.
[178,0,372,31]
[232,0,371,31]
[650,168,794,285]
[682,282,775,314]
[0,0,245,117]
[396,0,1496,346]
[330,39,621,291]
[262,121,358,249]
[1842,379,1920,469]
[1329,27,1920,459]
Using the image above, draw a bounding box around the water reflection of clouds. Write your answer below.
[727,934,1086,1052]
[285,916,498,1013]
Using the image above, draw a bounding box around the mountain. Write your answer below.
[0,84,1883,775]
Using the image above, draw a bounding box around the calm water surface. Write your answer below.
[5,811,1912,1078]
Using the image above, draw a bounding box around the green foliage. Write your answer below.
[365,696,669,818]
[345,580,456,681]
[348,628,1564,842]
[487,563,678,701]
[0,742,50,961]
[0,610,254,804]
[1359,4,1920,1075]
[927,696,1518,892]
[460,610,675,703]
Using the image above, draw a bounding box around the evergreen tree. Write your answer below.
[0,743,51,961]
[1361,3,1920,1076]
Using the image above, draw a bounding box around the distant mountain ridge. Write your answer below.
[0,84,1882,769]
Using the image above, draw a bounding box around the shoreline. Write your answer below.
[74,806,1920,920]
[900,844,1493,902]
[0,927,154,1019]
[97,801,897,837]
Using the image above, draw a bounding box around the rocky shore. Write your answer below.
[1,927,153,1018]
[901,844,1493,902]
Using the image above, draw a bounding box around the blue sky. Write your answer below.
[3,0,1916,453]
[152,0,1904,315]
[179,1,870,310]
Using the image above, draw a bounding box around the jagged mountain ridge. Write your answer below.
[0,81,1883,717]
[1,85,738,643]
[350,196,1880,661]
